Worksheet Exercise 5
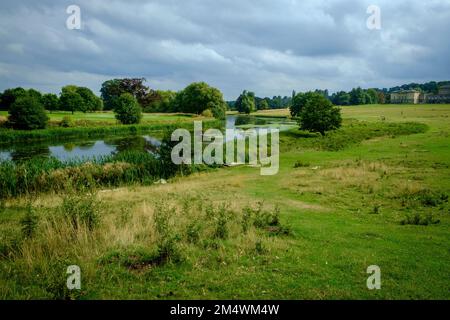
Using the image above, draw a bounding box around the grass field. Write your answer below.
[0,104,449,299]
[0,110,199,127]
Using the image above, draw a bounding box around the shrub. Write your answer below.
[213,205,231,240]
[201,109,213,118]
[293,160,310,168]
[60,116,75,128]
[8,95,49,130]
[153,203,181,263]
[400,212,440,226]
[114,93,142,124]
[61,191,101,231]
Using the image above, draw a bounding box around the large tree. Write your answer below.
[76,86,103,112]
[173,82,227,119]
[100,78,150,110]
[297,93,342,135]
[59,86,84,114]
[0,88,28,111]
[235,90,256,114]
[41,93,59,113]
[290,91,317,117]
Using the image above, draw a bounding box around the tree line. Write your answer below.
[0,79,228,130]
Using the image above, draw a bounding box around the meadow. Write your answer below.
[0,104,449,299]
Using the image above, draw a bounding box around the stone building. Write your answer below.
[390,90,421,104]
[426,84,450,104]
[390,84,450,104]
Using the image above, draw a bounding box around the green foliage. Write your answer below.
[0,87,27,111]
[173,82,227,119]
[75,87,103,112]
[258,99,269,110]
[59,87,84,114]
[8,95,49,130]
[61,191,101,231]
[290,92,317,117]
[113,93,142,124]
[41,93,59,112]
[201,109,213,118]
[235,90,256,114]
[60,116,75,128]
[153,203,181,263]
[330,91,351,106]
[100,78,149,110]
[297,93,342,134]
[400,212,440,226]
[213,204,232,240]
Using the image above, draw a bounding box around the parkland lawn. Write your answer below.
[0,104,449,299]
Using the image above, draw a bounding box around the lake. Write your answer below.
[0,115,296,162]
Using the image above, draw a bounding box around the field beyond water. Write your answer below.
[0,104,449,299]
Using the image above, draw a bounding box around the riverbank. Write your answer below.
[0,118,222,146]
[0,105,449,299]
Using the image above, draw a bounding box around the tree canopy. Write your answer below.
[173,82,227,119]
[296,92,342,134]
[8,94,49,130]
[113,93,143,124]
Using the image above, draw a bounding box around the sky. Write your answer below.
[0,0,449,100]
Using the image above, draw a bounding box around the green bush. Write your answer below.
[201,109,213,118]
[61,191,101,231]
[60,116,75,128]
[114,93,142,124]
[8,95,49,130]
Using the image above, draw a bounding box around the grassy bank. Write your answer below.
[0,104,449,299]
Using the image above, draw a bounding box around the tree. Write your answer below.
[258,99,269,110]
[41,93,59,113]
[8,95,49,130]
[331,91,351,106]
[366,89,378,104]
[100,78,150,110]
[297,93,342,135]
[290,92,316,117]
[100,79,123,110]
[0,87,27,111]
[349,87,366,105]
[113,93,142,124]
[59,87,84,114]
[235,90,256,114]
[76,87,103,112]
[173,82,227,119]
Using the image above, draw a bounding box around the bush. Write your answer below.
[61,191,101,231]
[201,109,213,118]
[60,116,75,128]
[8,95,49,130]
[114,93,142,124]
[296,93,342,134]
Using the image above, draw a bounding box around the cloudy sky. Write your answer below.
[0,0,449,100]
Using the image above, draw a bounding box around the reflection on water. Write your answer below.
[0,135,161,163]
[0,115,295,163]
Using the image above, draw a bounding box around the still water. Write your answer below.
[0,116,296,162]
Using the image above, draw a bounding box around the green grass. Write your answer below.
[0,104,449,299]
[1,110,195,123]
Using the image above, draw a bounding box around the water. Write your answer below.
[0,115,295,162]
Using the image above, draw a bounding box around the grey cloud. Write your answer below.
[0,0,449,100]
